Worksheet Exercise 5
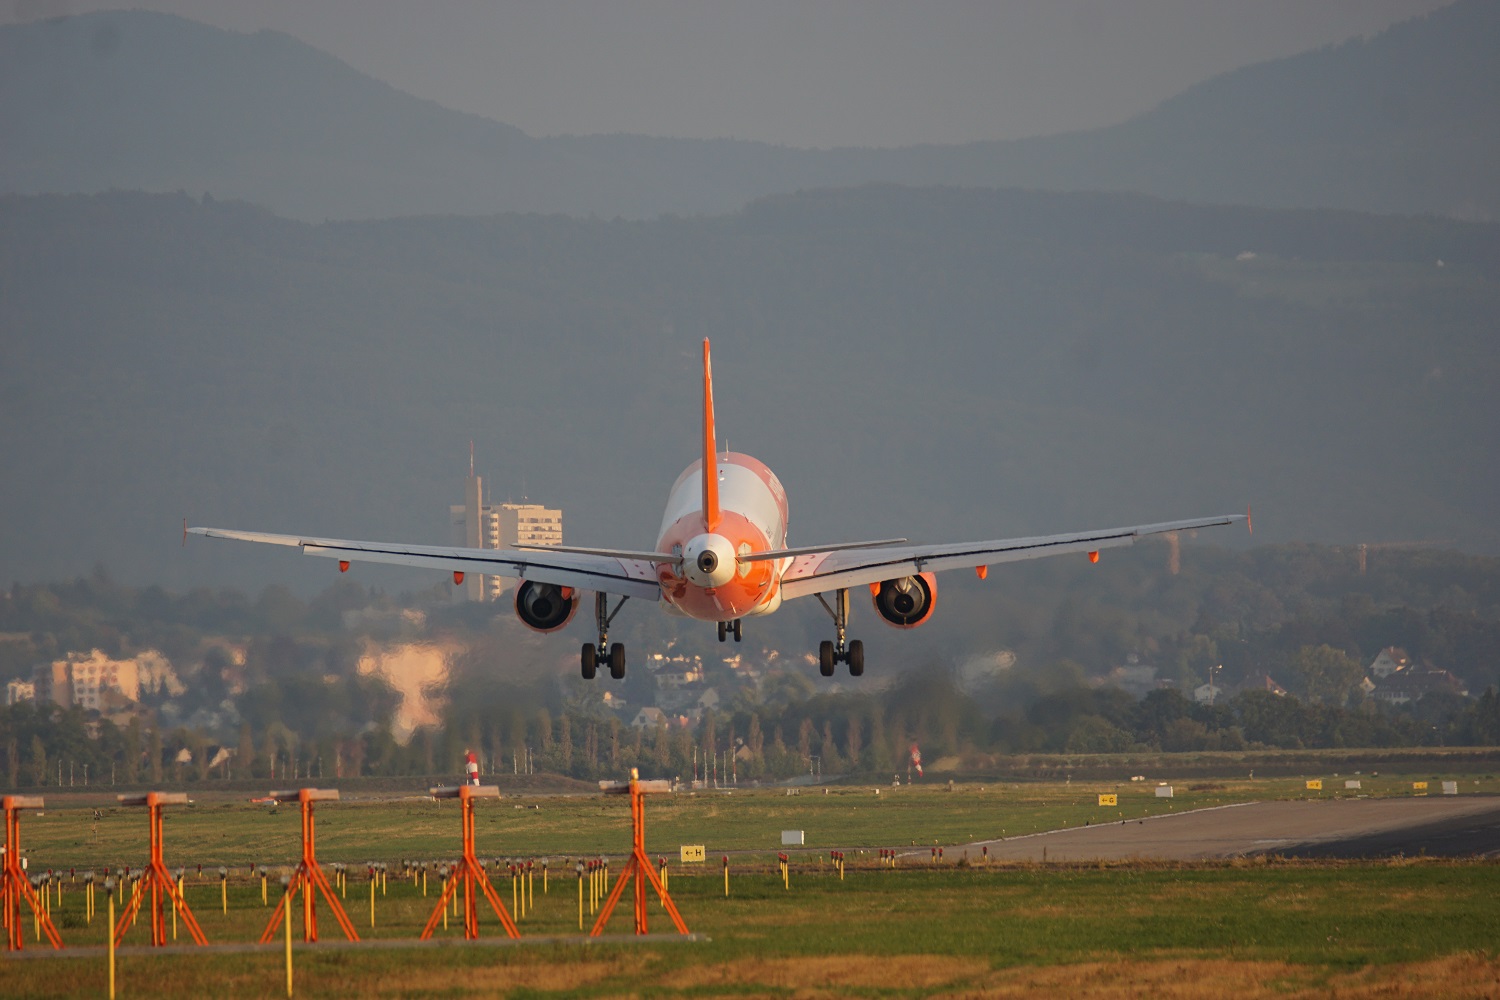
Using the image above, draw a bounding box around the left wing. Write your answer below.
[187,527,662,600]
[778,514,1245,600]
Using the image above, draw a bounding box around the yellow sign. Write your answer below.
[1305,780,1323,790]
[1097,794,1117,807]
[1413,781,1428,791]
[679,845,706,863]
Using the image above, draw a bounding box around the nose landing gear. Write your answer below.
[716,619,743,643]
[581,593,629,680]
[815,590,864,677]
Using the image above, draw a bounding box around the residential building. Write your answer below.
[1372,668,1467,706]
[448,454,562,601]
[631,707,668,729]
[1238,673,1288,697]
[5,679,33,706]
[1369,647,1410,679]
[31,649,154,713]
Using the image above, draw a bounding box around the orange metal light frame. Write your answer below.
[590,769,689,936]
[3,795,64,950]
[418,785,519,940]
[112,792,208,947]
[259,788,359,943]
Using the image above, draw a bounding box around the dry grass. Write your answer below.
[924,954,1500,999]
[663,955,992,993]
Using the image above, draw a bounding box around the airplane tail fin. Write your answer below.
[702,339,721,531]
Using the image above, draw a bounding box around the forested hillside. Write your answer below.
[2,187,1496,593]
[2,4,1495,220]
[3,543,1498,786]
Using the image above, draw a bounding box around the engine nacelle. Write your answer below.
[513,580,579,633]
[870,573,937,628]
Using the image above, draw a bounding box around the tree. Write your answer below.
[261,728,279,780]
[536,708,554,754]
[558,714,573,771]
[29,734,48,786]
[191,730,209,781]
[236,724,255,780]
[149,726,163,783]
[1288,644,1364,706]
[818,721,841,773]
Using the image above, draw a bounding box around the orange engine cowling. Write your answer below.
[870,572,936,628]
[513,580,580,633]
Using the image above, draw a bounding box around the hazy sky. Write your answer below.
[7,0,1454,146]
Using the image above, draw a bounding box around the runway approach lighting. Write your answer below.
[112,792,207,947]
[258,789,359,944]
[3,795,63,950]
[419,785,519,940]
[590,769,689,936]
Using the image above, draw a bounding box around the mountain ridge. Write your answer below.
[2,4,1496,220]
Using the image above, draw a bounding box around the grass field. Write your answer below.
[4,777,1499,997]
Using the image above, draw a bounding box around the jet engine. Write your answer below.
[514,580,579,633]
[870,573,937,628]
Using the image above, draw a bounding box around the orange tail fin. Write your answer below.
[702,339,721,531]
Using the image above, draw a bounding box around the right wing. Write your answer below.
[187,527,662,600]
[778,514,1245,600]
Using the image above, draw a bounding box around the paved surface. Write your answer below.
[936,797,1500,862]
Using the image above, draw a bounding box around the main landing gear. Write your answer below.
[815,589,864,678]
[581,593,629,681]
[716,619,743,643]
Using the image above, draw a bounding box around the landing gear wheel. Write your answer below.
[732,619,743,642]
[717,621,728,642]
[581,643,597,680]
[819,641,835,677]
[608,643,626,680]
[847,640,864,677]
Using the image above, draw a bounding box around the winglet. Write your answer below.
[702,339,721,531]
[1247,504,1253,535]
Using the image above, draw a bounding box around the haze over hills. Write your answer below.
[2,185,1496,593]
[2,3,1496,222]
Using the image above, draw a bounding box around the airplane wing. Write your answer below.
[777,514,1246,600]
[186,527,662,601]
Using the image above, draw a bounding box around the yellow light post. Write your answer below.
[576,861,585,931]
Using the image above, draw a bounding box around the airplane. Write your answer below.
[189,340,1247,680]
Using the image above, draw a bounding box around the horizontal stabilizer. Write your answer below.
[516,543,681,564]
[737,537,909,563]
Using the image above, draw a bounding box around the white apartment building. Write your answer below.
[449,461,562,601]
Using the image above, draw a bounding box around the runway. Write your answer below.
[946,797,1500,862]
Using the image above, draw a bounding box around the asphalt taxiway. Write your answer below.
[947,796,1500,862]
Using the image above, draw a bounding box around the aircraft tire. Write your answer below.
[581,643,597,680]
[732,619,743,642]
[717,621,727,642]
[609,643,626,679]
[818,641,835,677]
[848,640,864,676]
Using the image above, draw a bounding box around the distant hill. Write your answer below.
[1,4,1496,221]
[1,186,1496,591]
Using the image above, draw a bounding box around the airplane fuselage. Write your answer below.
[654,451,788,621]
